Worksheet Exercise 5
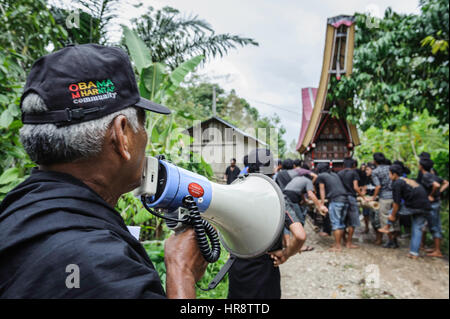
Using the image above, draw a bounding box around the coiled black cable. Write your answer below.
[182,196,221,263]
[141,195,221,263]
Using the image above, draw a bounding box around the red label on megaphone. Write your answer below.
[188,183,204,198]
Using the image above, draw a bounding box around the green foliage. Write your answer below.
[355,110,449,179]
[195,247,230,299]
[117,27,213,239]
[328,0,449,130]
[51,0,120,45]
[130,5,258,69]
[0,0,68,69]
[123,26,205,103]
[439,203,449,256]
[143,241,167,289]
[0,0,68,199]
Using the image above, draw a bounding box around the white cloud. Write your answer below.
[118,0,421,145]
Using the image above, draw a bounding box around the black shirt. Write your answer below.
[0,169,165,298]
[359,170,369,187]
[228,211,295,299]
[338,169,360,197]
[416,168,438,185]
[225,165,241,184]
[392,178,431,210]
[275,170,291,190]
[316,172,348,202]
[365,176,376,196]
[420,172,444,202]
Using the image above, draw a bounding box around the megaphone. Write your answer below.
[134,156,285,259]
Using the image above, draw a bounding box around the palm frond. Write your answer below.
[130,6,258,69]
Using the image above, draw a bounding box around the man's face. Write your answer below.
[231,160,236,167]
[389,171,397,181]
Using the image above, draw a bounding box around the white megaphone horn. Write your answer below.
[133,155,285,259]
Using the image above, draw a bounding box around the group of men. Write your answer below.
[271,152,448,259]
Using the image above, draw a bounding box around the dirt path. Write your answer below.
[280,219,449,299]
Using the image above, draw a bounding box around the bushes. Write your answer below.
[438,203,449,256]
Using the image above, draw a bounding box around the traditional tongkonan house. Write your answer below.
[296,15,360,170]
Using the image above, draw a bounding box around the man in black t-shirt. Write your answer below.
[224,158,241,184]
[379,165,431,259]
[338,158,366,249]
[227,149,306,299]
[418,158,449,258]
[416,152,438,184]
[316,163,349,252]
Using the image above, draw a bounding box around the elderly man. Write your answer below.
[0,44,207,298]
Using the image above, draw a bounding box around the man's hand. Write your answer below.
[428,195,435,202]
[269,249,288,267]
[164,227,208,298]
[319,205,328,215]
[388,214,396,222]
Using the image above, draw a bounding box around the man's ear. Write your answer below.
[110,115,131,161]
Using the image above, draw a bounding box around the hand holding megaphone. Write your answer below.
[164,227,208,298]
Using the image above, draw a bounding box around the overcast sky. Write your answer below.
[115,0,421,148]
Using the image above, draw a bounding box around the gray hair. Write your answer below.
[20,93,142,165]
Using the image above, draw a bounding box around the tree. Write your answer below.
[130,6,259,69]
[50,0,120,45]
[165,77,287,158]
[355,110,448,180]
[0,0,68,198]
[328,0,449,130]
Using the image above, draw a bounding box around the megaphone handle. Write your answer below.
[183,196,221,263]
[197,255,237,291]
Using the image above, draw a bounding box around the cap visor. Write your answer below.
[135,97,171,115]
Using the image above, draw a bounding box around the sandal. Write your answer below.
[301,245,315,252]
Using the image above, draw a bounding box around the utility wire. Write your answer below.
[247,98,300,115]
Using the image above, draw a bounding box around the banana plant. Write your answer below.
[123,26,204,103]
[119,26,212,238]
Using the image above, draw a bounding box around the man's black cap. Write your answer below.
[20,43,170,126]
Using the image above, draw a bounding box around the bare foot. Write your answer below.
[346,243,359,249]
[378,226,391,234]
[407,254,419,260]
[329,246,342,252]
[426,251,443,258]
[425,248,435,253]
[319,232,329,237]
